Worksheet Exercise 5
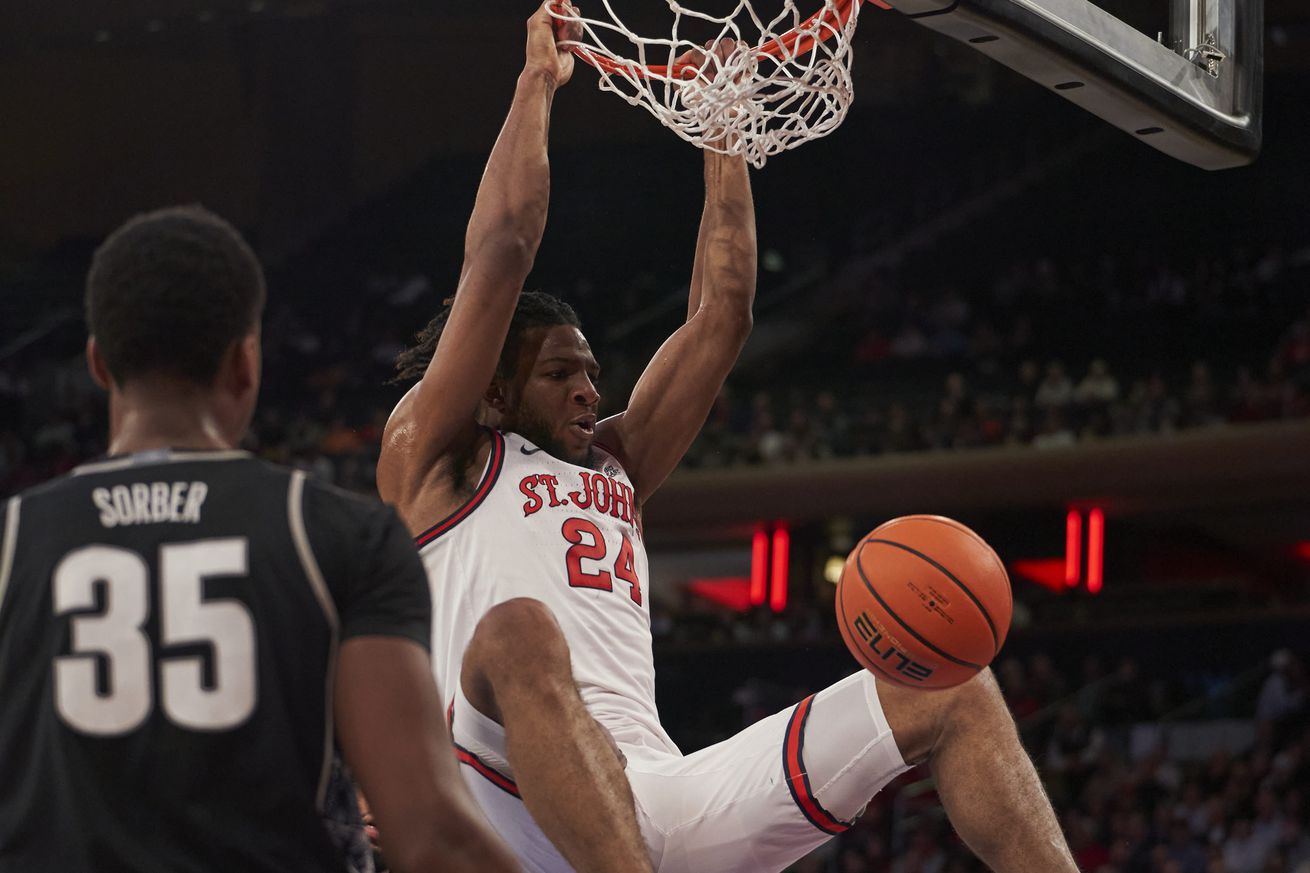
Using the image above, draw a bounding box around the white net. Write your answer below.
[551,0,864,168]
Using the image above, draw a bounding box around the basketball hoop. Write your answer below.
[551,0,884,168]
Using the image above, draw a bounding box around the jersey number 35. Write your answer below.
[52,538,256,736]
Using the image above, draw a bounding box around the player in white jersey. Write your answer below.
[377,5,1079,873]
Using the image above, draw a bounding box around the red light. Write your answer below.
[1087,508,1104,594]
[770,524,790,612]
[687,577,753,612]
[750,525,769,606]
[1065,510,1082,588]
[1011,558,1068,592]
[1295,542,1310,563]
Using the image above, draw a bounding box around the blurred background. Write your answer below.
[2,0,1309,870]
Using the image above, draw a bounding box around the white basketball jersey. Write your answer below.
[418,429,678,756]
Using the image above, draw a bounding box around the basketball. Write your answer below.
[836,515,1012,690]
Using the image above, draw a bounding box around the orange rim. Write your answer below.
[561,0,885,81]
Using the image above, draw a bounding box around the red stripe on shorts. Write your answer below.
[454,744,521,799]
[448,696,521,799]
[783,694,852,835]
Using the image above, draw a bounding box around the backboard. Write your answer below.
[883,0,1263,169]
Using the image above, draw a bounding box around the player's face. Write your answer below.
[501,325,601,467]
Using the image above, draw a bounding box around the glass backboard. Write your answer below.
[883,0,1263,169]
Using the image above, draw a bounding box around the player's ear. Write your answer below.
[86,337,113,390]
[240,333,261,395]
[484,379,508,413]
[218,332,261,398]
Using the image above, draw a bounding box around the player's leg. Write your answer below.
[876,668,1078,873]
[460,597,654,873]
[627,669,1076,873]
[624,671,910,873]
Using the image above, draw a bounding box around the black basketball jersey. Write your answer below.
[0,449,431,873]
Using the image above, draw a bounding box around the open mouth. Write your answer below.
[571,416,597,439]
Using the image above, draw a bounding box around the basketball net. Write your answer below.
[551,0,868,168]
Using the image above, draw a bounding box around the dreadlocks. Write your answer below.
[393,290,581,384]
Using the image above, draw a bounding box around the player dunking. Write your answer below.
[379,4,1079,872]
[0,207,518,873]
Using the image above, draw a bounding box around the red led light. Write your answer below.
[687,577,753,612]
[1065,509,1082,588]
[750,525,769,606]
[769,524,790,612]
[1011,558,1067,592]
[1087,508,1104,594]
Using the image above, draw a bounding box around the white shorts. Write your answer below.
[449,672,910,873]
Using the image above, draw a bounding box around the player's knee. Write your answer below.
[462,598,577,723]
[878,666,1006,764]
[951,666,1004,712]
[466,598,573,684]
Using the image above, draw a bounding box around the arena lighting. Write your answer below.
[1087,508,1105,595]
[687,578,753,612]
[770,524,790,612]
[750,524,769,607]
[823,555,846,585]
[1065,509,1082,587]
[1010,559,1067,592]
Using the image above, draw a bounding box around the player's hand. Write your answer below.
[674,39,743,151]
[673,38,738,80]
[526,0,583,88]
[358,793,382,851]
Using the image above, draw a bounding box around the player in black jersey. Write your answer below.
[0,206,519,873]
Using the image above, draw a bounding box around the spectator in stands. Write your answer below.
[813,390,851,458]
[1033,407,1077,449]
[1182,362,1223,428]
[883,401,923,453]
[971,396,1006,446]
[1063,811,1109,872]
[1251,789,1287,858]
[1046,703,1106,803]
[1075,359,1121,406]
[891,322,929,359]
[1131,373,1182,434]
[1102,657,1150,724]
[890,824,947,873]
[1229,365,1281,422]
[1163,820,1208,873]
[1276,308,1310,381]
[1036,360,1075,409]
[999,657,1041,719]
[1030,653,1069,707]
[1279,814,1310,872]
[1005,395,1036,446]
[1258,650,1308,736]
[1225,819,1273,873]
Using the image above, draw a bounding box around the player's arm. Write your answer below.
[331,504,520,873]
[391,2,580,478]
[336,638,519,873]
[594,148,756,500]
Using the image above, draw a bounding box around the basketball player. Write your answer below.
[379,4,1078,872]
[0,206,519,873]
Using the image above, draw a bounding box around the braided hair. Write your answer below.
[393,290,581,383]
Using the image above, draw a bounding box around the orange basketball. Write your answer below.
[836,515,1012,689]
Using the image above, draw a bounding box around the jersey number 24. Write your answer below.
[562,518,642,606]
